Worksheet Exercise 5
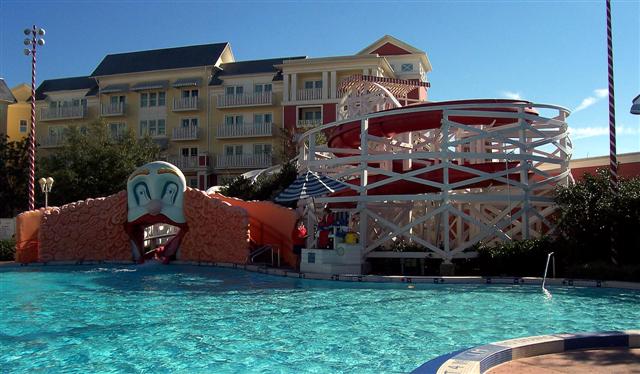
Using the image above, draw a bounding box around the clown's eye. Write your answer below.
[134,183,151,205]
[162,182,178,205]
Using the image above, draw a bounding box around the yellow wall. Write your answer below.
[6,85,31,141]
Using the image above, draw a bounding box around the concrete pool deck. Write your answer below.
[487,348,640,373]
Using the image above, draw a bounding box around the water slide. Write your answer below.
[326,99,535,199]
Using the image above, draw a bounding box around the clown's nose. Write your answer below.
[146,199,163,215]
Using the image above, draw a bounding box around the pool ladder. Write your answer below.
[542,252,555,298]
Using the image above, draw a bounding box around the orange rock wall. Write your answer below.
[15,209,46,263]
[38,191,130,262]
[179,188,250,263]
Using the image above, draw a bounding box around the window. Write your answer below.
[148,120,157,136]
[253,113,273,124]
[303,110,321,121]
[139,120,147,137]
[110,95,125,105]
[401,63,414,72]
[158,92,166,106]
[140,91,165,107]
[181,147,198,157]
[254,84,272,93]
[304,80,322,89]
[19,120,27,133]
[182,89,198,99]
[225,86,243,95]
[253,144,272,155]
[149,93,157,107]
[48,126,66,138]
[109,123,125,139]
[225,145,243,156]
[157,119,166,135]
[224,115,243,126]
[181,118,198,127]
[140,93,148,107]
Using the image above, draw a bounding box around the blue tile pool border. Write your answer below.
[414,330,640,374]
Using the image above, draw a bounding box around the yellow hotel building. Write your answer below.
[4,36,432,189]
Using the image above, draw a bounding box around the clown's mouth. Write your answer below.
[125,214,188,264]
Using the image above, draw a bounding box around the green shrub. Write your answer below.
[564,261,640,282]
[220,161,298,205]
[0,239,16,261]
[476,238,555,277]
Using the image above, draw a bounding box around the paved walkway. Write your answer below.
[488,348,640,373]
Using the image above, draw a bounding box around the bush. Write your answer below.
[476,238,555,277]
[0,239,16,261]
[220,161,298,204]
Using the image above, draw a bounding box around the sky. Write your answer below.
[0,0,638,158]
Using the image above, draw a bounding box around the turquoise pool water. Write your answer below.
[1,264,639,373]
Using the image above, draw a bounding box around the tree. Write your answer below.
[220,161,298,204]
[0,135,29,216]
[38,119,159,206]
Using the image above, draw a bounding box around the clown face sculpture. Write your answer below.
[126,161,188,262]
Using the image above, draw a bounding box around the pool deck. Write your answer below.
[487,348,640,373]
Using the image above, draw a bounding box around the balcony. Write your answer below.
[173,97,200,111]
[217,92,273,108]
[39,134,66,148]
[172,126,200,141]
[40,106,85,121]
[215,154,272,169]
[296,88,323,101]
[216,123,273,139]
[168,153,210,171]
[101,103,126,117]
[296,119,323,128]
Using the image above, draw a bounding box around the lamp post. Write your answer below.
[38,177,54,208]
[23,25,46,212]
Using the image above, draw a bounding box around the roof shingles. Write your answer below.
[34,76,97,100]
[209,56,306,86]
[0,79,17,103]
[91,43,228,77]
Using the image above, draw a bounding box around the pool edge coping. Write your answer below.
[2,260,640,291]
[413,330,640,374]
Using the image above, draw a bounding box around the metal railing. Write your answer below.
[172,126,199,140]
[39,134,66,148]
[168,153,209,170]
[296,88,323,101]
[296,119,323,128]
[40,106,85,121]
[100,103,125,116]
[249,245,281,267]
[173,97,199,111]
[216,123,273,138]
[215,154,272,169]
[216,92,273,107]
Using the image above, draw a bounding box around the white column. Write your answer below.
[330,71,337,99]
[283,74,290,102]
[291,73,297,101]
[362,68,369,75]
[321,71,328,99]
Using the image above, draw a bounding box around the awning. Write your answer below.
[131,80,169,91]
[275,170,348,202]
[100,83,129,94]
[338,74,430,98]
[172,77,202,88]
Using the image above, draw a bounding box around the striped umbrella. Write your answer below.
[275,170,348,202]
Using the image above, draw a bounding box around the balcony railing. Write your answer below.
[172,126,200,141]
[296,88,323,101]
[215,154,272,169]
[217,92,273,108]
[39,134,66,148]
[173,97,199,111]
[296,119,323,128]
[216,123,273,139]
[101,103,126,117]
[168,153,210,171]
[40,106,85,121]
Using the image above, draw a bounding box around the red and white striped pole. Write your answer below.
[27,25,37,211]
[606,0,618,191]
[605,0,618,265]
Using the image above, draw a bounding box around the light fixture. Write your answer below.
[23,28,31,35]
[23,38,31,45]
[23,49,31,56]
[39,176,54,208]
[37,39,45,46]
[38,28,45,36]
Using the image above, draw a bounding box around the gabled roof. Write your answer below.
[209,56,306,85]
[91,43,229,77]
[0,79,17,103]
[358,35,432,73]
[34,76,97,100]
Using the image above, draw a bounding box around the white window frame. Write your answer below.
[254,83,272,93]
[19,120,28,133]
[401,63,414,72]
[225,86,244,96]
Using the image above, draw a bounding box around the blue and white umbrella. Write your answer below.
[275,170,348,202]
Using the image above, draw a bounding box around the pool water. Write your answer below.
[1,265,639,373]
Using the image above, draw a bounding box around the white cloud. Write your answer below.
[501,91,522,100]
[569,125,640,140]
[573,88,608,112]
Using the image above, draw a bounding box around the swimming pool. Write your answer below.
[1,264,639,373]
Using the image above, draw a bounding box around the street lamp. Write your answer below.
[38,177,54,208]
[23,25,46,211]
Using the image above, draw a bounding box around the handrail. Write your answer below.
[249,244,280,267]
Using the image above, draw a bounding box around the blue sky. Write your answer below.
[0,0,638,158]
